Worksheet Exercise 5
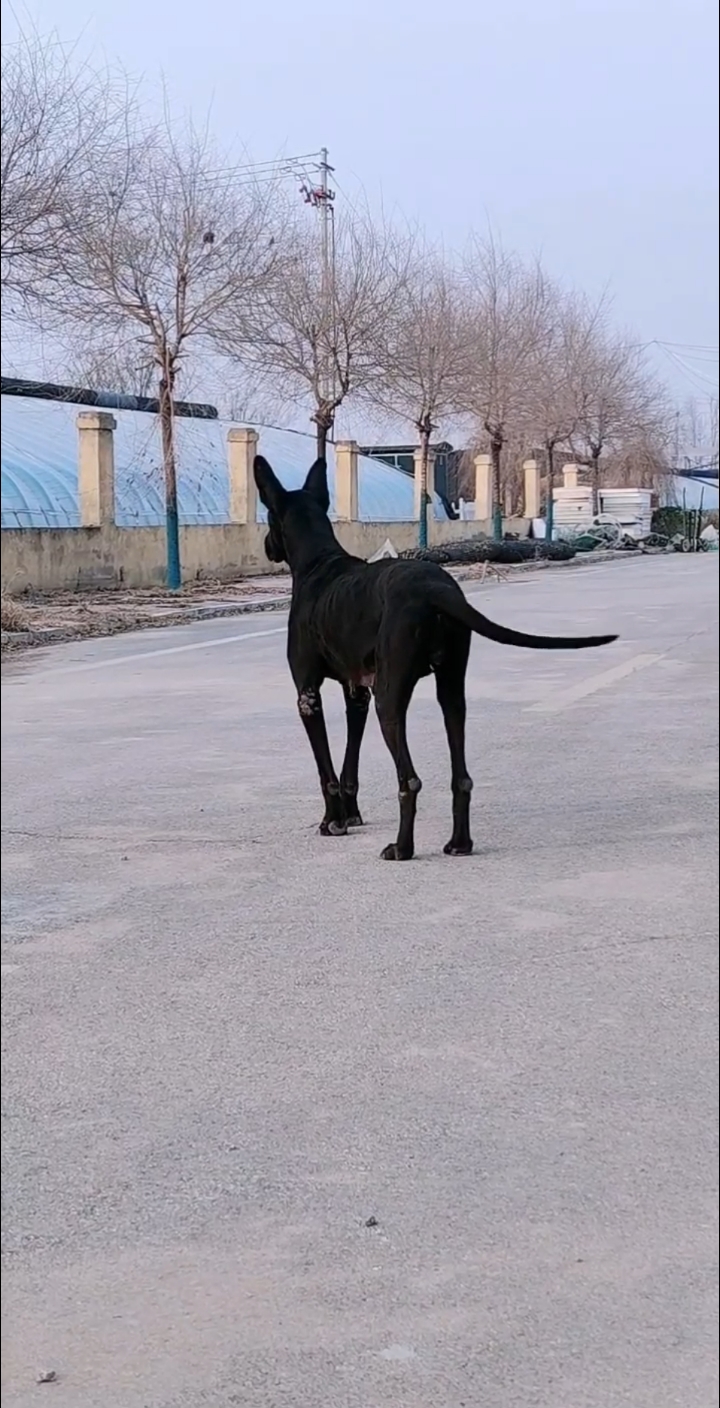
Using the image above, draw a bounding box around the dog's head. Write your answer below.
[254,455,331,566]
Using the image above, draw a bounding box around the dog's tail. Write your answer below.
[428,581,617,651]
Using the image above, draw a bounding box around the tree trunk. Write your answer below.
[591,449,601,516]
[490,433,503,542]
[315,421,328,459]
[418,422,430,549]
[313,403,333,461]
[545,441,555,543]
[159,365,181,590]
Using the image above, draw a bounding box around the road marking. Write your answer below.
[526,653,662,713]
[20,625,289,679]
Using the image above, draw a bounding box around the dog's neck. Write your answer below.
[282,513,350,579]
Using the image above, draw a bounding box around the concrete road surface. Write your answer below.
[2,554,718,1408]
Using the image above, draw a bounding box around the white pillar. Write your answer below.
[523,458,541,519]
[77,411,116,527]
[563,462,579,489]
[334,440,359,521]
[227,427,259,524]
[473,453,492,522]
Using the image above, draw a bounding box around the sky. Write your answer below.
[2,0,719,440]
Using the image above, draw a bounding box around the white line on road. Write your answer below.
[20,624,289,679]
[526,653,663,713]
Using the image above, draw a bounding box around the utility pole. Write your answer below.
[300,148,336,457]
[319,148,332,416]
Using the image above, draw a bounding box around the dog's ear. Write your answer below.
[254,456,287,515]
[303,457,330,513]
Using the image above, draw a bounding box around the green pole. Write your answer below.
[159,369,182,590]
[165,505,181,590]
[419,491,428,548]
[545,494,554,542]
[491,440,503,541]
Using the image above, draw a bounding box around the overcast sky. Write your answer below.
[3,0,718,421]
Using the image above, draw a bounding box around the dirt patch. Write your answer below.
[0,576,292,653]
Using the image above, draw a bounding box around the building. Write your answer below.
[358,441,464,509]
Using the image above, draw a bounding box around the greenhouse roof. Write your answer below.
[1,394,444,529]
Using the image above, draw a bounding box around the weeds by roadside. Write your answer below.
[1,592,31,632]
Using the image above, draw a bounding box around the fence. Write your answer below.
[1,413,540,593]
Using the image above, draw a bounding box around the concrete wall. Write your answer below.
[0,417,533,594]
[1,517,530,594]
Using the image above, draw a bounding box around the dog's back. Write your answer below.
[291,555,457,684]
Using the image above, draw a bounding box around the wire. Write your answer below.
[330,172,365,223]
[658,341,719,353]
[131,153,323,198]
[200,152,322,179]
[655,343,719,396]
[630,338,719,359]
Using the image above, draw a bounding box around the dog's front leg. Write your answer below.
[296,686,347,837]
[339,682,371,827]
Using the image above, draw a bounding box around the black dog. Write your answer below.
[255,454,617,861]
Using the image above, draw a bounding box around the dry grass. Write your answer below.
[1,592,31,633]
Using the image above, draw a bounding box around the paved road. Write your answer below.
[2,555,718,1408]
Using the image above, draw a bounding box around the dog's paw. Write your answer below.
[380,842,413,861]
[443,839,474,856]
[319,819,348,837]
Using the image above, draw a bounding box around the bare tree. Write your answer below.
[222,369,288,428]
[601,429,671,494]
[1,26,125,304]
[48,113,281,586]
[465,424,536,516]
[369,240,471,546]
[570,330,668,513]
[463,236,548,538]
[706,397,719,470]
[525,285,608,537]
[678,395,719,470]
[217,201,410,458]
[64,336,156,397]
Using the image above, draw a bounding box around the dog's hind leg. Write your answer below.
[374,662,422,861]
[340,682,371,826]
[435,629,474,856]
[295,683,347,837]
